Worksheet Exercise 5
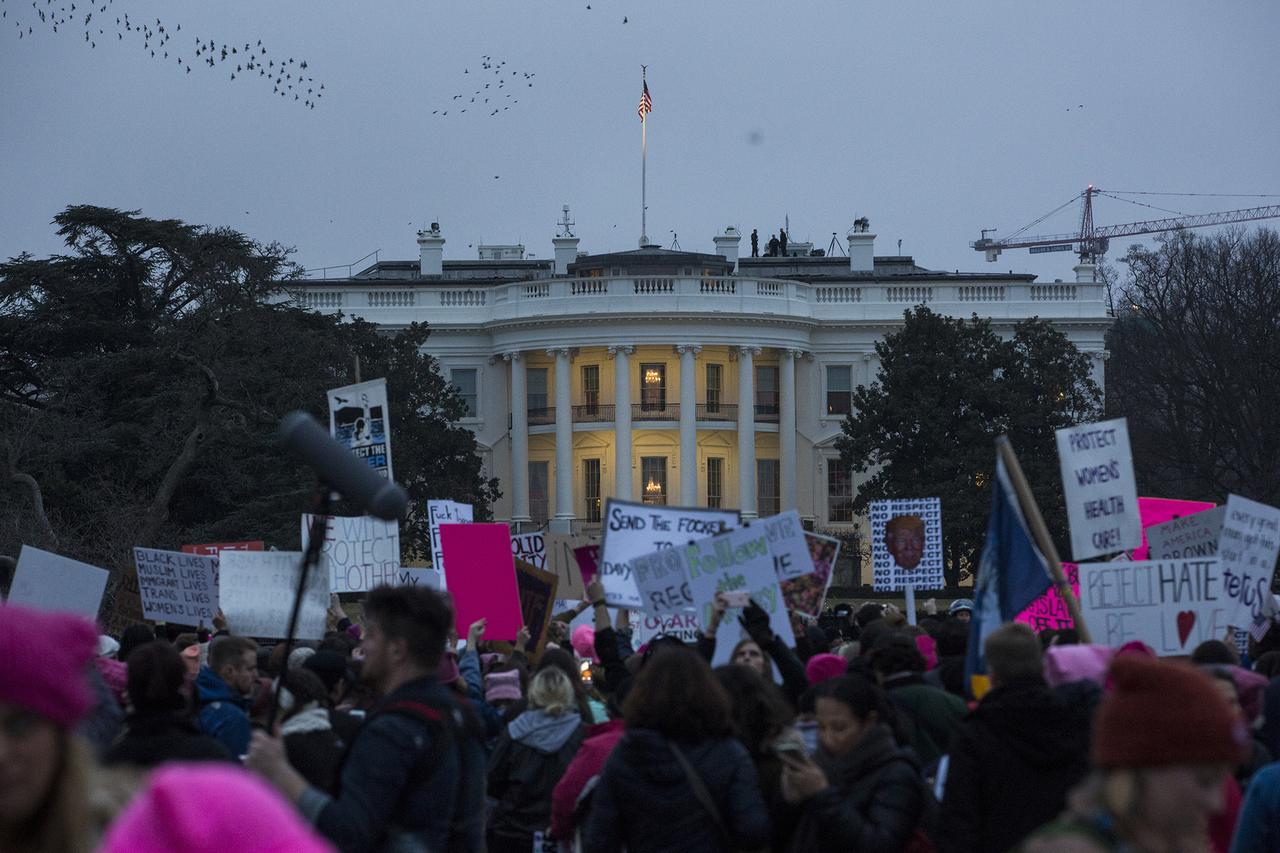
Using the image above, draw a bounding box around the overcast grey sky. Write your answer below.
[2,0,1278,282]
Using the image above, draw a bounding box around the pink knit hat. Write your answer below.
[485,669,523,703]
[100,763,333,853]
[805,653,848,685]
[1044,644,1115,689]
[0,603,98,728]
[571,625,599,663]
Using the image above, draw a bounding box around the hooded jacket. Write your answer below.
[487,709,586,844]
[104,710,232,769]
[882,672,968,766]
[582,728,772,853]
[550,718,626,841]
[939,677,1091,853]
[195,666,252,760]
[787,723,931,853]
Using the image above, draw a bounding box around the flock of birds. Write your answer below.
[1,0,325,109]
[432,55,537,118]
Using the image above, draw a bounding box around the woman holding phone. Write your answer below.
[780,675,933,853]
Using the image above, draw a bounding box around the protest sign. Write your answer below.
[427,500,473,585]
[132,548,218,624]
[781,533,842,620]
[1055,418,1142,561]
[870,498,944,592]
[512,532,547,570]
[1078,558,1232,654]
[1132,498,1218,560]
[1016,563,1080,631]
[8,546,109,619]
[328,378,393,480]
[599,498,738,609]
[631,611,702,645]
[1145,506,1225,561]
[760,510,811,581]
[181,541,264,556]
[515,559,560,660]
[574,545,600,588]
[545,534,592,601]
[399,562,442,590]
[301,514,401,593]
[677,523,796,665]
[218,551,328,640]
[631,547,695,616]
[439,523,523,640]
[1217,495,1280,628]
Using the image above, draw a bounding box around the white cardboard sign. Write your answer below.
[512,532,547,570]
[1078,558,1232,655]
[1056,418,1143,561]
[8,546,109,620]
[218,551,328,640]
[1217,495,1280,628]
[132,548,219,624]
[599,498,739,609]
[327,377,393,481]
[427,500,473,586]
[869,498,944,592]
[301,514,401,593]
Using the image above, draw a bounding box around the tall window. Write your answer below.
[707,457,724,508]
[758,459,781,517]
[583,458,602,523]
[641,457,667,505]
[705,364,723,414]
[581,365,600,413]
[640,364,666,412]
[450,368,478,417]
[755,365,779,416]
[529,461,550,524]
[827,464,854,523]
[826,365,853,416]
[527,368,549,414]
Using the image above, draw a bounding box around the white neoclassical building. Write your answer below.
[293,220,1110,541]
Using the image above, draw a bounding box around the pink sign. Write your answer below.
[573,545,600,587]
[1130,497,1217,560]
[439,523,523,641]
[1016,562,1080,632]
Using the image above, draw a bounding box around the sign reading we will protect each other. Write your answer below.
[301,515,401,593]
[1056,418,1143,561]
[599,498,739,609]
[1078,558,1233,654]
[132,548,219,624]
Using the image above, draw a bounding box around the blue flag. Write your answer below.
[964,451,1053,693]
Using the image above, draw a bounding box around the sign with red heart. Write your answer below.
[1078,558,1233,655]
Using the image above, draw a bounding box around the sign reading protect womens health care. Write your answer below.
[1056,418,1142,561]
[599,498,739,609]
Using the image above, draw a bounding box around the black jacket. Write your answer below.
[938,677,1091,853]
[583,728,772,853]
[103,710,232,769]
[788,724,931,853]
[486,709,586,845]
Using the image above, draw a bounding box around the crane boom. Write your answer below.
[973,187,1280,261]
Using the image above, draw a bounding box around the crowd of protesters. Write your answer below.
[4,578,1280,853]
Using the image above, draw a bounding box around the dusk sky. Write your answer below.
[2,0,1278,283]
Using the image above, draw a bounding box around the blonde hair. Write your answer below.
[527,667,576,716]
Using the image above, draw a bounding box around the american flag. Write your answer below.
[637,80,652,121]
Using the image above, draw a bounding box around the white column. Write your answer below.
[505,352,531,528]
[677,345,700,505]
[737,346,760,519]
[780,349,798,512]
[551,347,574,533]
[610,345,634,501]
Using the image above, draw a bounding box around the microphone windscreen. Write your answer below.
[279,411,409,521]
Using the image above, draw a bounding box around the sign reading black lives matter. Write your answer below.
[327,378,393,481]
[870,498,944,592]
[1056,417,1142,562]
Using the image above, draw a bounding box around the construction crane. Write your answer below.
[973,186,1280,262]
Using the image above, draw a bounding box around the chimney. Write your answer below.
[713,227,742,273]
[1073,262,1097,284]
[417,222,445,277]
[552,205,579,276]
[847,217,874,273]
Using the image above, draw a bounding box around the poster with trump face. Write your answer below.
[870,498,944,591]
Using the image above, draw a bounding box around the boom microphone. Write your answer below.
[279,411,409,521]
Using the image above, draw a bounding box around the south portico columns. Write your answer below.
[737,345,761,519]
[780,349,799,512]
[676,345,701,505]
[608,345,635,501]
[550,347,576,534]
[504,351,532,529]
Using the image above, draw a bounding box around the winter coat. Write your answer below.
[283,704,349,797]
[103,710,232,769]
[487,708,586,848]
[1231,762,1280,853]
[883,673,967,765]
[550,719,626,841]
[195,666,252,760]
[583,728,772,853]
[787,723,931,853]
[939,677,1091,853]
[296,675,486,853]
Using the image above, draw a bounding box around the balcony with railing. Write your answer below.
[523,399,789,427]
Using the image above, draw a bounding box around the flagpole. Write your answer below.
[640,66,648,247]
[995,436,1092,643]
